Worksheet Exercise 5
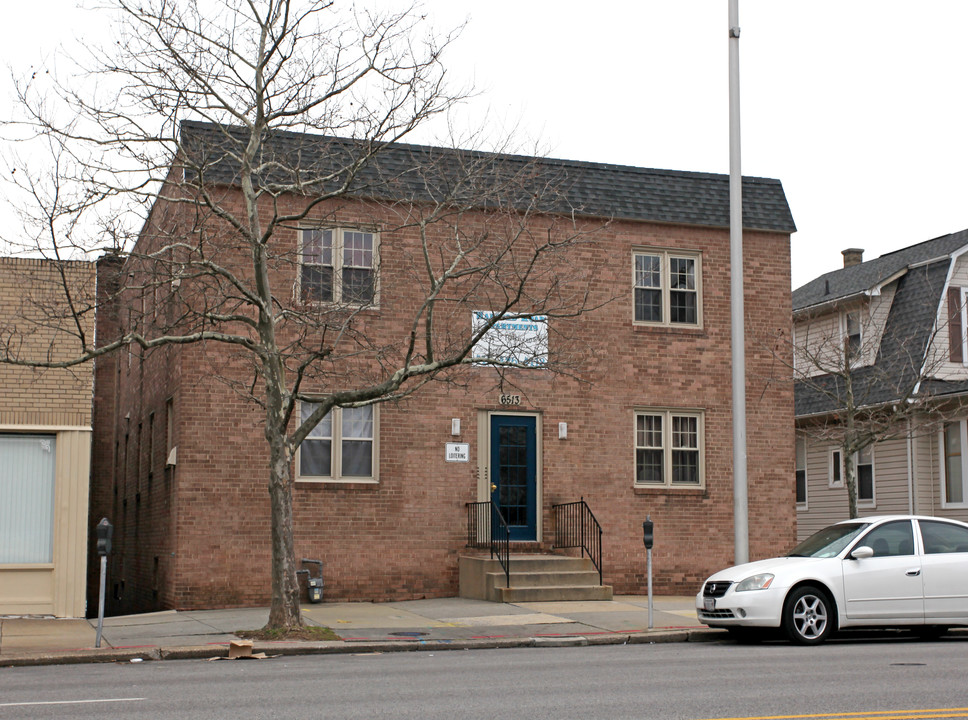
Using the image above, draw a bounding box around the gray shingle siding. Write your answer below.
[178,120,796,233]
[793,229,968,311]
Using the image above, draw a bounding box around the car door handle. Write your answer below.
[905,568,921,576]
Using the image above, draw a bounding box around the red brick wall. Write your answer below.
[91,188,795,611]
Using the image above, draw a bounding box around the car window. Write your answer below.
[919,520,968,554]
[788,522,868,558]
[856,520,915,557]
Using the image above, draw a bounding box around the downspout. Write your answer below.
[906,417,915,515]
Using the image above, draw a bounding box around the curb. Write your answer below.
[1,628,726,667]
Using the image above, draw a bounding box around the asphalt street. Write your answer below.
[1,635,966,720]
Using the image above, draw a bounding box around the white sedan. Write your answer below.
[696,515,968,644]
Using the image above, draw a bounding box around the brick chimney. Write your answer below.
[842,248,864,267]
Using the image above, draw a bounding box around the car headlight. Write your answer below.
[735,573,774,592]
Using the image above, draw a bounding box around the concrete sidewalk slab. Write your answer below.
[387,597,536,619]
[302,602,455,629]
[437,613,570,627]
[0,619,96,653]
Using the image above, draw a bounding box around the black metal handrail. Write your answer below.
[551,497,603,585]
[466,500,511,589]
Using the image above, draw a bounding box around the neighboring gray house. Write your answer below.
[793,231,968,539]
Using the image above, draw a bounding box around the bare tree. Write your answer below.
[780,261,966,519]
[0,1,607,629]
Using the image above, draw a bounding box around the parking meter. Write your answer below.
[643,516,654,628]
[95,518,113,648]
[642,518,654,549]
[96,518,113,556]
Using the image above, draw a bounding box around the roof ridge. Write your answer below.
[178,119,785,186]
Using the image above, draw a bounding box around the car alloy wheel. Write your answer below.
[784,586,832,645]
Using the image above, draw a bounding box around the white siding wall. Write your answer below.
[796,434,912,541]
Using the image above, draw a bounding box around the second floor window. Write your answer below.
[301,228,376,304]
[633,250,701,327]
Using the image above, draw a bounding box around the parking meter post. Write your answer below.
[94,518,113,649]
[643,516,654,629]
[96,555,107,648]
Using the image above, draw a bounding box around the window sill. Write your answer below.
[632,323,705,336]
[633,485,705,495]
[296,477,378,487]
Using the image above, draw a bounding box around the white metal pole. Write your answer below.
[729,0,749,564]
[647,546,653,629]
[96,555,107,648]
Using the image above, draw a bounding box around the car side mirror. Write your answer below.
[850,545,874,560]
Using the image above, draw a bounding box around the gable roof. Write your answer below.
[795,258,951,417]
[179,120,796,233]
[793,229,968,312]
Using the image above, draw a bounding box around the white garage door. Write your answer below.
[0,434,56,563]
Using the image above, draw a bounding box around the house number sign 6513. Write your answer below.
[499,394,521,406]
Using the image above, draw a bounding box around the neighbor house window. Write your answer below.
[828,446,874,503]
[633,250,701,327]
[795,435,807,507]
[0,434,56,563]
[843,310,862,360]
[942,421,967,506]
[634,410,703,487]
[301,228,376,304]
[829,449,843,488]
[298,402,377,482]
[856,446,875,505]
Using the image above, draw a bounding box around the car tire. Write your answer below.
[783,585,833,645]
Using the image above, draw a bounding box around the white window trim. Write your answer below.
[633,409,705,488]
[795,435,808,510]
[296,402,380,484]
[940,420,968,509]
[299,227,380,307]
[632,248,702,329]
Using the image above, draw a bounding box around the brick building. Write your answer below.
[90,122,797,613]
[0,257,95,617]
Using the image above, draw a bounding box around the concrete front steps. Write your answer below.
[458,554,613,603]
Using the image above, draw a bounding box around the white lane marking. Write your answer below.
[0,698,144,708]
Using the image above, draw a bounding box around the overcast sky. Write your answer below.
[3,1,967,289]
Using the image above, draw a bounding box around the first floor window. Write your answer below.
[635,410,703,487]
[301,228,376,304]
[943,421,967,506]
[0,434,56,563]
[299,402,376,481]
[795,435,807,506]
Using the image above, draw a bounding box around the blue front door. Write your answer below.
[490,414,537,542]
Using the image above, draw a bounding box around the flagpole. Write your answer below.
[728,0,749,565]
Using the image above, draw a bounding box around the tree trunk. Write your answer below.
[843,446,858,519]
[266,440,303,629]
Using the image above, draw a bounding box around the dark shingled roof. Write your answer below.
[793,229,968,312]
[179,120,796,233]
[795,258,953,416]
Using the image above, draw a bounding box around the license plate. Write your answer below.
[704,597,716,611]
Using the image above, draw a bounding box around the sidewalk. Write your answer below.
[0,595,715,666]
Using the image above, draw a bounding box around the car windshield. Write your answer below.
[787,522,870,558]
